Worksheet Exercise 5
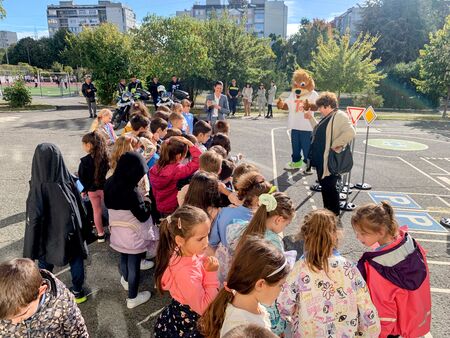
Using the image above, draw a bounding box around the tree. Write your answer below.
[66,23,132,104]
[0,0,5,19]
[414,15,450,117]
[132,15,211,100]
[311,32,385,100]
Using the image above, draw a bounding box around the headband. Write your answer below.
[266,258,287,278]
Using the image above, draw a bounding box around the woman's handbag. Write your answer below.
[328,112,353,175]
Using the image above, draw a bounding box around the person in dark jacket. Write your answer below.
[117,78,127,96]
[149,77,161,109]
[81,75,97,118]
[168,75,181,94]
[0,258,89,337]
[79,131,109,242]
[128,75,143,93]
[23,143,91,304]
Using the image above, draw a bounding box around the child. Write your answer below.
[154,205,219,337]
[217,192,294,335]
[352,202,431,338]
[24,143,90,304]
[210,145,228,159]
[149,136,201,216]
[222,324,278,338]
[169,112,186,133]
[210,133,231,154]
[150,117,168,151]
[214,120,230,135]
[104,152,159,309]
[278,209,380,337]
[181,98,195,134]
[108,136,138,176]
[183,171,222,220]
[193,120,212,152]
[89,108,117,146]
[162,128,182,140]
[154,110,170,121]
[123,102,151,134]
[79,131,109,242]
[209,171,272,251]
[232,163,259,188]
[123,114,150,137]
[199,236,289,337]
[0,258,88,336]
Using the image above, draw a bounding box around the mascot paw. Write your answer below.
[304,99,318,112]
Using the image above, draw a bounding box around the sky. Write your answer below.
[0,0,360,39]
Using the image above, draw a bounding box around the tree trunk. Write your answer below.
[443,86,449,118]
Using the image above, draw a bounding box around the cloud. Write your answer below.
[17,30,49,40]
[287,23,301,37]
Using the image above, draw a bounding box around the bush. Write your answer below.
[353,89,384,108]
[3,80,32,108]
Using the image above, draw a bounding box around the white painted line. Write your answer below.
[431,288,450,294]
[415,238,450,244]
[424,332,433,338]
[438,176,450,187]
[55,267,70,276]
[421,157,450,174]
[365,190,450,198]
[392,208,450,214]
[286,128,291,141]
[409,230,449,236]
[271,127,283,188]
[309,198,315,203]
[397,157,450,192]
[427,260,450,266]
[136,307,165,326]
[436,196,450,208]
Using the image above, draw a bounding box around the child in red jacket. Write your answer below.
[352,202,431,338]
[149,136,201,216]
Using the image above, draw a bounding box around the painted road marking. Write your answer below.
[366,139,428,151]
[421,157,450,175]
[409,230,449,236]
[271,127,285,187]
[368,192,421,209]
[438,176,450,187]
[431,288,450,294]
[415,238,450,244]
[397,157,450,192]
[396,211,448,233]
[427,260,450,266]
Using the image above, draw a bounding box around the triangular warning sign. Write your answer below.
[346,106,365,125]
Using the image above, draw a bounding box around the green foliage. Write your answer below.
[311,31,385,99]
[66,23,132,104]
[353,88,384,107]
[51,61,64,72]
[359,0,448,66]
[0,0,5,19]
[3,79,32,107]
[414,15,450,116]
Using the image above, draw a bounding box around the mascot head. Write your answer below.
[292,69,315,98]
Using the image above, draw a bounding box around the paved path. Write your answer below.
[0,109,449,337]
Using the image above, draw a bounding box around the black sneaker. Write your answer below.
[69,287,87,304]
[89,115,93,118]
[97,233,106,243]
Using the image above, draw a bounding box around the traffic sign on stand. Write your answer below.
[396,211,448,233]
[368,192,421,209]
[363,106,377,124]
[346,106,365,125]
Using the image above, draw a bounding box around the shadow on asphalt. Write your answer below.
[17,117,91,131]
[406,120,450,139]
[0,212,26,229]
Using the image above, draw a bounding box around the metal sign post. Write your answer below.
[355,106,377,190]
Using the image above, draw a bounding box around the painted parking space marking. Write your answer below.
[366,139,428,151]
[395,211,448,233]
[438,176,450,187]
[368,192,421,209]
[421,157,450,175]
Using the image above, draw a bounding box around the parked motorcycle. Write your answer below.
[156,85,190,108]
[112,88,151,130]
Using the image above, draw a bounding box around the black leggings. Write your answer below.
[317,170,340,216]
[120,253,143,299]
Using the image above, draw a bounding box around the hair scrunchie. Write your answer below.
[258,193,277,212]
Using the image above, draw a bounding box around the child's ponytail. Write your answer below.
[351,202,399,237]
[380,201,399,236]
[299,209,338,274]
[154,205,209,293]
[198,289,234,338]
[81,130,108,186]
[156,137,188,171]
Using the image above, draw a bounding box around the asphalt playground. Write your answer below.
[0,105,449,337]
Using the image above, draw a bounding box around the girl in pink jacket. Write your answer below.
[154,205,219,337]
[149,136,201,216]
[352,202,432,338]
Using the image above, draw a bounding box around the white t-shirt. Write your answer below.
[213,95,221,117]
[286,90,319,131]
[220,303,271,337]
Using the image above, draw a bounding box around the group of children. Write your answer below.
[0,99,432,338]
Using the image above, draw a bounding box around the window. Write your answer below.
[48,9,57,16]
[254,23,264,32]
[255,12,264,22]
[78,9,86,15]
[48,18,58,25]
[89,9,97,15]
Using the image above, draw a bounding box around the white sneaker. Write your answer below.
[126,291,151,309]
[120,276,129,291]
[140,259,155,271]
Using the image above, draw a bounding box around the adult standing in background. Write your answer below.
[149,77,161,109]
[266,81,277,119]
[204,81,230,126]
[168,75,181,95]
[227,79,240,116]
[81,75,97,118]
[255,83,267,118]
[242,83,253,118]
[127,75,142,94]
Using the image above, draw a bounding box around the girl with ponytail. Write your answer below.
[352,202,431,337]
[278,209,381,337]
[200,236,290,338]
[154,205,219,338]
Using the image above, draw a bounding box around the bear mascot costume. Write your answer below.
[277,69,319,171]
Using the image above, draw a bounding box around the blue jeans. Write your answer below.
[120,253,143,299]
[291,129,312,163]
[38,255,85,292]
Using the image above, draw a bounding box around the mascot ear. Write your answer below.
[309,77,315,90]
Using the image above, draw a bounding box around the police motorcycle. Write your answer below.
[112,88,151,130]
